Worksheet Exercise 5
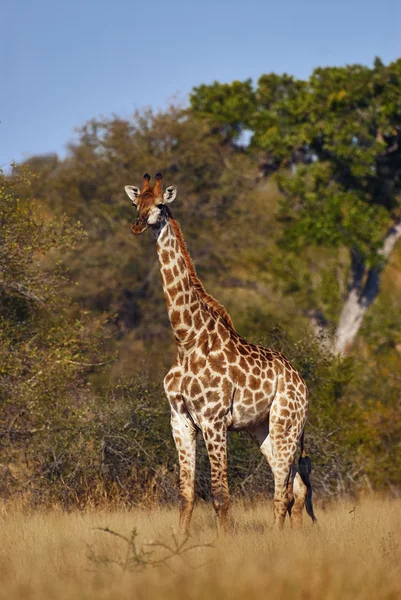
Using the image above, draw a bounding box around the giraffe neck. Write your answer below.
[156,216,233,353]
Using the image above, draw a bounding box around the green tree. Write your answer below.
[0,168,107,499]
[190,58,401,354]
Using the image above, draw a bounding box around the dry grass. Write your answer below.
[0,497,400,599]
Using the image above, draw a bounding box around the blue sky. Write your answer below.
[1,0,400,167]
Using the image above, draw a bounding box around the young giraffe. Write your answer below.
[125,173,316,531]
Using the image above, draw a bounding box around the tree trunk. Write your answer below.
[333,216,401,356]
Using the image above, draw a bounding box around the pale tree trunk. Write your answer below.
[333,215,401,356]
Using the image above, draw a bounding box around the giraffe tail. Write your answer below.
[298,430,317,523]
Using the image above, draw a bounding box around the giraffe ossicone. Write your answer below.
[125,173,317,531]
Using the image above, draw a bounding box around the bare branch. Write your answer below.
[0,280,45,305]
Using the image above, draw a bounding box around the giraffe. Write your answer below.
[125,172,316,532]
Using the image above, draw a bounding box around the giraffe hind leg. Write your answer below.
[250,422,280,523]
[251,421,294,527]
[251,421,306,529]
[269,418,304,529]
[286,464,295,517]
[288,471,307,528]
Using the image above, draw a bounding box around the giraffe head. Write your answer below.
[125,173,177,238]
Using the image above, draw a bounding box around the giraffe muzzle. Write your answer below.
[131,218,148,235]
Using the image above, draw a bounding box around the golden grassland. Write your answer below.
[0,497,400,600]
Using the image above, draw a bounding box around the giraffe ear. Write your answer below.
[163,185,177,204]
[125,185,141,206]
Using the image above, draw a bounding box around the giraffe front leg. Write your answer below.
[170,404,197,534]
[203,421,230,532]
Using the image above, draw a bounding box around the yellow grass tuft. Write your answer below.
[0,497,400,599]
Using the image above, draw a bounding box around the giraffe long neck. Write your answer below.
[156,216,233,352]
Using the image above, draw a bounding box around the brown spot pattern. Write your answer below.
[132,179,311,532]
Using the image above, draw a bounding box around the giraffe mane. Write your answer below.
[167,210,235,330]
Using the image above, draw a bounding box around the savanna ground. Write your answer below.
[1,497,400,600]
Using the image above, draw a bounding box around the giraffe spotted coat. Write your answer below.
[125,173,314,532]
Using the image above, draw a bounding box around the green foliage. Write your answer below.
[0,167,85,303]
[191,58,401,264]
[276,162,390,264]
[190,79,256,142]
[2,58,401,504]
[0,170,108,500]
